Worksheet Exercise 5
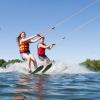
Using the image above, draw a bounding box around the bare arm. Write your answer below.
[47,44,56,49]
[38,43,51,49]
[29,33,44,43]
[30,37,41,43]
[21,35,37,42]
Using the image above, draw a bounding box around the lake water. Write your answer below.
[0,72,100,100]
[0,62,99,100]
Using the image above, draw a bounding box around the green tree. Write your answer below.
[0,59,7,67]
[80,59,100,71]
[0,59,22,68]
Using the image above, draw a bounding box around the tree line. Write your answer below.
[0,58,100,71]
[0,59,22,68]
[80,59,100,71]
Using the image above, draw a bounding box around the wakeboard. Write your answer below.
[31,65,44,74]
[42,63,52,73]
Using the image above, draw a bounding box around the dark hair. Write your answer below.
[17,32,26,46]
[41,36,45,39]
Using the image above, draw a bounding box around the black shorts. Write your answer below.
[38,55,49,61]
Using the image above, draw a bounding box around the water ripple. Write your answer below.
[0,73,100,100]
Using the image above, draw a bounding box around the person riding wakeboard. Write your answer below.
[17,32,41,73]
[37,36,55,68]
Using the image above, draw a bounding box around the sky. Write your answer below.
[0,0,100,64]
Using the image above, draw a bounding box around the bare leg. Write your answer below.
[29,54,38,69]
[21,53,32,72]
[26,56,31,72]
[44,57,51,67]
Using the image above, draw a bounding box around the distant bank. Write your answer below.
[0,59,22,68]
[80,59,100,72]
[0,58,100,72]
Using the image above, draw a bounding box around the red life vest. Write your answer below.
[19,42,30,53]
[38,43,45,56]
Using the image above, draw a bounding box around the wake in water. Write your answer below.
[46,62,93,74]
[0,61,94,74]
[0,63,29,74]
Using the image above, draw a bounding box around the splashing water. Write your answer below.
[46,62,93,74]
[0,61,94,74]
[0,63,29,74]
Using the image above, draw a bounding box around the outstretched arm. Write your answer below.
[29,33,43,43]
[21,33,43,43]
[30,37,41,43]
[39,43,51,49]
[47,44,56,49]
[21,34,37,42]
[39,43,55,49]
